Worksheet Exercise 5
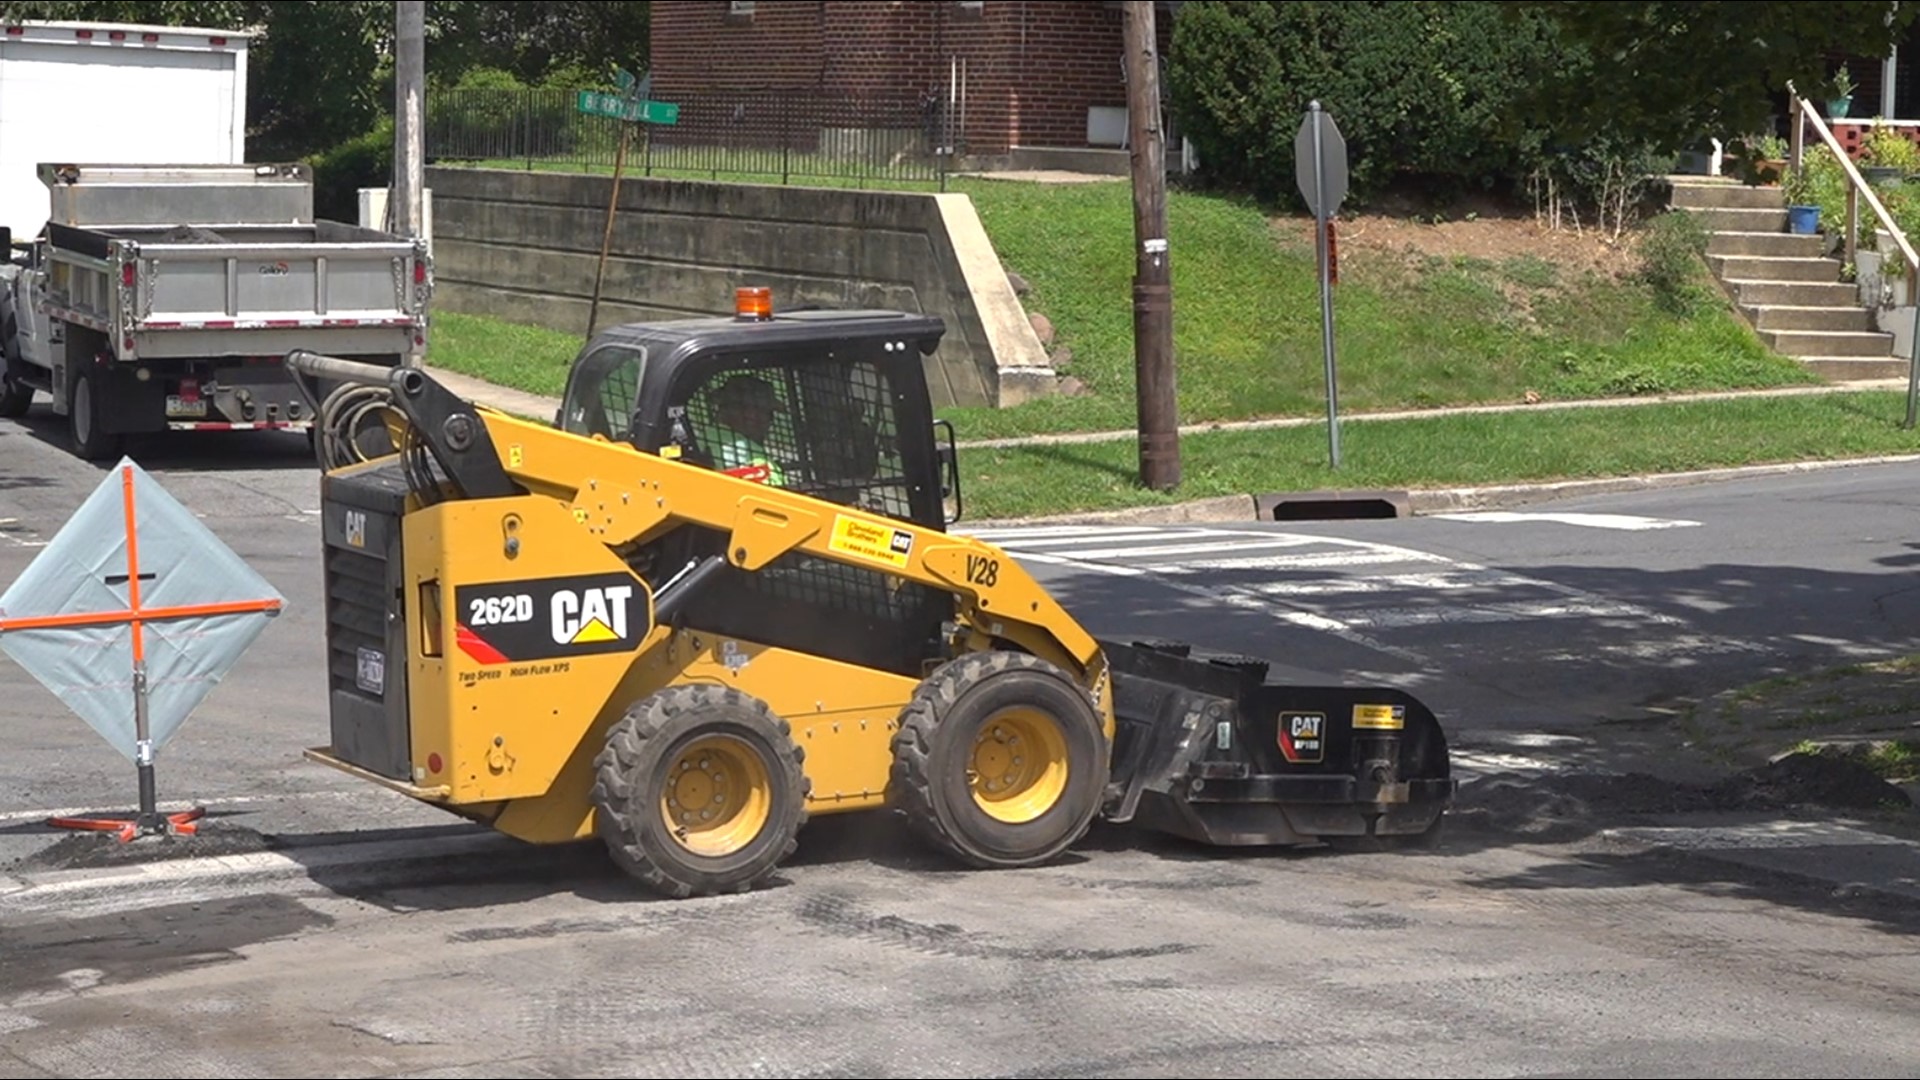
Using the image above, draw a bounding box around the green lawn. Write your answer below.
[954,391,1920,521]
[427,310,583,397]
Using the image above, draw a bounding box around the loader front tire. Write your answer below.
[591,684,808,900]
[890,650,1106,870]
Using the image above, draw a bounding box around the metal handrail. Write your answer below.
[1785,80,1920,427]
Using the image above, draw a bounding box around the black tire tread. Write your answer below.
[590,682,808,899]
[890,650,1104,870]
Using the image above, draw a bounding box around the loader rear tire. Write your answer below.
[591,684,809,899]
[889,650,1106,870]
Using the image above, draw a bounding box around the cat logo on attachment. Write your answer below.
[1278,711,1326,764]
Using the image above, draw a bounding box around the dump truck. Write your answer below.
[0,162,431,460]
[284,289,1453,899]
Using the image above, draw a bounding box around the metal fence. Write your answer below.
[427,87,956,189]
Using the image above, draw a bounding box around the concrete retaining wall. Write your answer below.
[421,166,1053,409]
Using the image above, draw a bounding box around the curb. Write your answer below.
[961,453,1920,528]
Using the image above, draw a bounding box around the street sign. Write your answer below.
[576,90,679,125]
[1295,101,1348,221]
[1296,100,1346,468]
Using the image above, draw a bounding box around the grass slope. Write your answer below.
[945,179,1818,440]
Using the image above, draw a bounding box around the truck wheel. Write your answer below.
[67,366,119,461]
[591,683,809,899]
[889,650,1107,870]
[0,320,27,418]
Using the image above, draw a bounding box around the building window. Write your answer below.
[729,1,754,16]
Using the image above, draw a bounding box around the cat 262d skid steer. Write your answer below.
[285,288,1453,900]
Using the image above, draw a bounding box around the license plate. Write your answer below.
[166,395,207,418]
[355,646,386,696]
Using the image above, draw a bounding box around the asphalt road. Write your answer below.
[5,416,1920,1076]
[976,464,1920,775]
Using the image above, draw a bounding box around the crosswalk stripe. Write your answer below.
[1331,598,1651,629]
[979,529,1215,549]
[1160,549,1450,571]
[1231,570,1523,596]
[960,525,1176,542]
[1047,537,1326,560]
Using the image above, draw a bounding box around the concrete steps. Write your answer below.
[1745,304,1876,331]
[1670,176,1897,378]
[1758,328,1895,355]
[1707,254,1847,281]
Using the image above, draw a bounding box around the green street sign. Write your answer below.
[614,67,636,94]
[576,90,678,125]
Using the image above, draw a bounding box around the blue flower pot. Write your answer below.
[1788,204,1821,234]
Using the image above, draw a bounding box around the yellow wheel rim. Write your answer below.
[969,707,1070,824]
[658,734,772,857]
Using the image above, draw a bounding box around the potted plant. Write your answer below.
[1782,160,1822,234]
[1755,134,1789,182]
[1829,64,1856,118]
[1860,121,1918,185]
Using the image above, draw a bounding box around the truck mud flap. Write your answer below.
[1098,639,1454,848]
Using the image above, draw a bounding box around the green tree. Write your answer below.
[1512,1,1919,152]
[1166,0,1580,206]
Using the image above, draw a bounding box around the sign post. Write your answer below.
[577,71,680,338]
[1295,100,1348,469]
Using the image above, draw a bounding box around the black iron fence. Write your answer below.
[427,87,956,189]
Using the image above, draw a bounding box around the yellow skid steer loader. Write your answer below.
[286,290,1452,899]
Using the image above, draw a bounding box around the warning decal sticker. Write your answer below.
[829,514,914,569]
[1352,704,1406,730]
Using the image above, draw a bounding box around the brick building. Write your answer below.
[647,0,1181,171]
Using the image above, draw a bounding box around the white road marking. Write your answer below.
[1431,511,1702,531]
[1053,537,1326,561]
[1009,544,1438,667]
[992,524,1761,663]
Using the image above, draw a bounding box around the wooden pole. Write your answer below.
[587,120,632,340]
[1123,0,1178,491]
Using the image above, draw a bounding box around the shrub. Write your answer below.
[1169,1,1574,206]
[309,116,396,225]
[1165,0,1666,224]
[1637,209,1711,315]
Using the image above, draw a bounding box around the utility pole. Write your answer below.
[1123,0,1178,491]
[394,0,425,241]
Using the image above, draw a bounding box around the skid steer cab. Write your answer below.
[290,288,1453,902]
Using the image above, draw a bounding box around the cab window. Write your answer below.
[560,344,647,440]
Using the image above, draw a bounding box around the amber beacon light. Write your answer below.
[734,286,774,321]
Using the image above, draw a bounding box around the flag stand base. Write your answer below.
[45,760,204,842]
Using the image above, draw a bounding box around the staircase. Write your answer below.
[1669,177,1908,380]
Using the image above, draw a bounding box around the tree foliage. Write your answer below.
[1167,0,1920,214]
[1165,1,1584,207]
[1510,1,1918,154]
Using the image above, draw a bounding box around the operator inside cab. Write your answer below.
[708,372,788,486]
